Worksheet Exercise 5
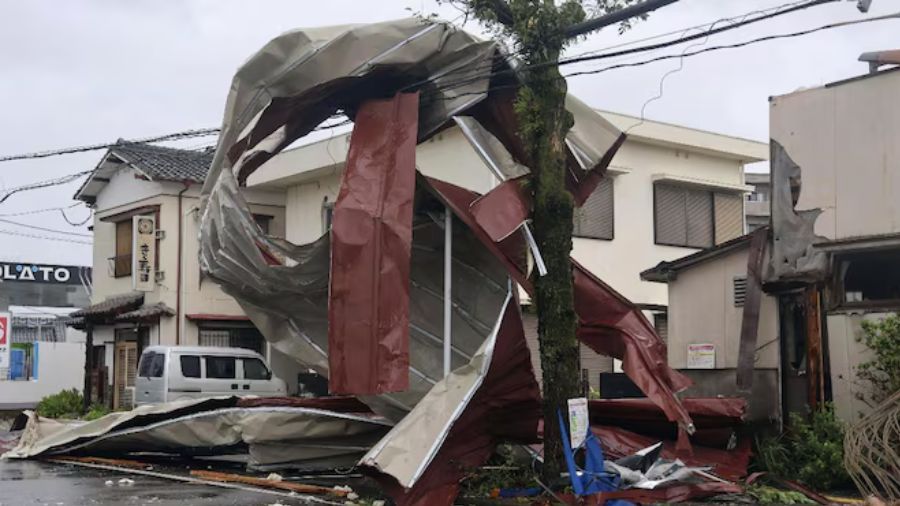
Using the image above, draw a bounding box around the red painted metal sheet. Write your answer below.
[425,176,693,431]
[590,397,745,448]
[573,261,694,430]
[368,299,542,506]
[589,482,743,504]
[469,177,530,242]
[327,93,419,395]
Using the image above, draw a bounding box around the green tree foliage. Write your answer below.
[857,313,900,405]
[436,0,646,482]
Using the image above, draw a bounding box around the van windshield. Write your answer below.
[243,358,270,380]
[138,352,164,378]
[205,356,236,379]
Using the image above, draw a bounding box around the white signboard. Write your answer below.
[0,312,10,372]
[687,343,716,369]
[132,215,156,292]
[567,397,589,449]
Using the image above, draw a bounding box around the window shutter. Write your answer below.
[685,188,713,248]
[655,184,687,245]
[714,192,743,244]
[575,177,614,239]
[115,219,133,277]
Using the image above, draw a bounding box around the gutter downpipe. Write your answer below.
[176,182,191,345]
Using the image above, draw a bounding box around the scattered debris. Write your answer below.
[189,470,347,497]
[117,477,134,486]
[266,473,284,482]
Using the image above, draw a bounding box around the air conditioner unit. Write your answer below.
[155,230,166,240]
[155,271,165,282]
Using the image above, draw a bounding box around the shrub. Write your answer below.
[857,314,900,405]
[754,404,851,491]
[35,389,84,419]
[83,404,111,421]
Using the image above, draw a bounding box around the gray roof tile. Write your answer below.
[110,143,213,183]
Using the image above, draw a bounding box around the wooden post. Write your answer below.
[83,322,93,412]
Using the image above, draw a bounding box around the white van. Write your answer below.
[135,346,287,406]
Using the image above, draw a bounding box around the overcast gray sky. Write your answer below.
[0,0,895,266]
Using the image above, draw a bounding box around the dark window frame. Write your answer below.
[252,214,273,235]
[242,357,271,380]
[572,176,615,241]
[653,183,743,249]
[137,351,164,378]
[180,355,201,378]
[113,219,133,278]
[832,249,900,310]
[205,355,236,379]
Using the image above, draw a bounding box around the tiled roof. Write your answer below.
[115,302,175,322]
[70,292,144,319]
[109,142,213,183]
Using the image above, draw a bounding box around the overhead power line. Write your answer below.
[566,0,681,38]
[0,217,93,237]
[0,170,93,204]
[0,229,92,245]
[0,128,220,163]
[0,202,81,218]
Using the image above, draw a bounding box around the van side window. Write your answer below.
[205,356,236,379]
[138,352,164,378]
[243,358,270,380]
[180,355,201,378]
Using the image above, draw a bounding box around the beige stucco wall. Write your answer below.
[666,247,779,370]
[770,70,900,241]
[826,311,883,422]
[90,168,285,347]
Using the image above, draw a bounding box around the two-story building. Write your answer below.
[247,108,767,390]
[641,57,900,424]
[72,142,302,409]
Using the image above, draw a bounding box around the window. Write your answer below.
[837,249,900,307]
[322,201,334,233]
[654,183,742,248]
[180,355,201,378]
[573,177,613,240]
[138,351,164,378]
[252,214,272,235]
[243,358,270,380]
[199,327,265,354]
[205,356,236,379]
[653,313,668,342]
[114,219,133,277]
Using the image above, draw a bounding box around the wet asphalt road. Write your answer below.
[0,459,323,506]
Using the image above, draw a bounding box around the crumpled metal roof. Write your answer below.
[110,143,212,183]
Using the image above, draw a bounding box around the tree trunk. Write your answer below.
[516,53,581,483]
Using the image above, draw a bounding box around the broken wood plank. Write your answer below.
[47,455,151,469]
[189,469,347,497]
[736,227,768,392]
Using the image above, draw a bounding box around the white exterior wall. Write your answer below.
[666,248,779,370]
[770,70,900,241]
[265,123,758,308]
[826,312,884,422]
[0,342,85,408]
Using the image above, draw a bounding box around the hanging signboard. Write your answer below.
[0,312,10,373]
[0,262,90,285]
[567,397,589,449]
[132,215,156,292]
[687,343,716,369]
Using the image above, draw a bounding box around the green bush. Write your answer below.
[755,404,851,491]
[35,389,84,419]
[858,314,900,405]
[83,404,111,421]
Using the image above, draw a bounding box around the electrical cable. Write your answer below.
[409,0,844,99]
[0,202,81,217]
[0,170,93,204]
[0,217,92,237]
[0,229,92,245]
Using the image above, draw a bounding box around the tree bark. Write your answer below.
[516,53,581,483]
